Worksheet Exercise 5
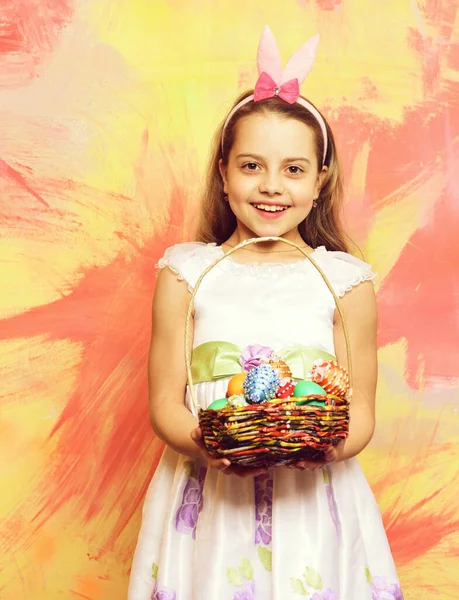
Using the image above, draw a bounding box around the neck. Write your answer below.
[224,227,308,254]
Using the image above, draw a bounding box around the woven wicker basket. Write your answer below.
[186,236,352,468]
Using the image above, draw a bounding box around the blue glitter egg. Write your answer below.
[243,364,280,404]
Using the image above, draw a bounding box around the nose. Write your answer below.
[259,171,284,196]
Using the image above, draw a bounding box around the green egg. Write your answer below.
[295,398,327,407]
[293,380,327,397]
[208,397,229,410]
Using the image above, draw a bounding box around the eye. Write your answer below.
[287,165,303,175]
[242,162,260,171]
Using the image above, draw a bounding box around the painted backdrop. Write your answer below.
[1,0,458,598]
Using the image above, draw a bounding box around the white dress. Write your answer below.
[128,242,403,600]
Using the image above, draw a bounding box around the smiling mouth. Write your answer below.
[252,203,289,213]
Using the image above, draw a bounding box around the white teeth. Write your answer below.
[253,204,288,212]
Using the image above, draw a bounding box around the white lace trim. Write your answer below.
[199,244,329,279]
[155,242,377,295]
[336,270,377,298]
[155,259,194,293]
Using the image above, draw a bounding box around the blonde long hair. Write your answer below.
[196,91,351,253]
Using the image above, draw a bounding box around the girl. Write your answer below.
[128,27,402,600]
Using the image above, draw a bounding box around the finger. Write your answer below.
[190,427,207,450]
[212,458,231,470]
[293,461,306,470]
[190,426,202,441]
[220,463,245,476]
[324,448,337,462]
[295,460,323,470]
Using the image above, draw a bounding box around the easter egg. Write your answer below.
[243,364,280,404]
[295,398,327,407]
[208,397,229,410]
[227,372,247,396]
[276,381,295,399]
[309,360,350,398]
[293,380,327,398]
[269,359,293,381]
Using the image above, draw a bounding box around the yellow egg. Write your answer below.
[227,372,247,396]
[269,359,293,380]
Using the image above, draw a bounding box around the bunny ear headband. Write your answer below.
[222,26,328,165]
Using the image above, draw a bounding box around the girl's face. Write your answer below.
[220,112,326,242]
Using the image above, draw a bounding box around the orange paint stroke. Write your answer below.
[0,177,187,557]
[0,158,50,207]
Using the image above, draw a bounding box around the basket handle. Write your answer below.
[185,236,353,412]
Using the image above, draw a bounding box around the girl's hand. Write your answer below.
[287,442,345,471]
[190,427,268,478]
[190,427,231,472]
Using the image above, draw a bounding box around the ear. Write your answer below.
[315,165,328,197]
[219,159,228,192]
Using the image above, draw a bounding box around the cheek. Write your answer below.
[291,179,316,199]
[228,174,253,197]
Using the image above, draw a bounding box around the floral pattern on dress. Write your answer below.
[227,557,255,600]
[365,569,403,599]
[254,472,273,545]
[151,580,176,600]
[371,575,403,600]
[311,590,338,600]
[151,564,176,600]
[175,461,207,540]
[233,581,255,600]
[291,566,338,597]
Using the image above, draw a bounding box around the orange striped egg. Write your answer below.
[309,360,350,398]
[268,359,293,381]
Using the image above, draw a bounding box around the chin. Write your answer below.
[234,210,303,240]
[249,224,298,240]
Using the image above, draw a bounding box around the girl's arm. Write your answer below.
[148,267,201,457]
[332,280,378,461]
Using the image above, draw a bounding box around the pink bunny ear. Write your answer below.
[281,33,320,85]
[257,25,283,83]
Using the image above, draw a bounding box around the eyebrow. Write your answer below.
[235,153,311,165]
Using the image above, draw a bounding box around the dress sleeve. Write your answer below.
[156,242,208,291]
[320,251,377,298]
